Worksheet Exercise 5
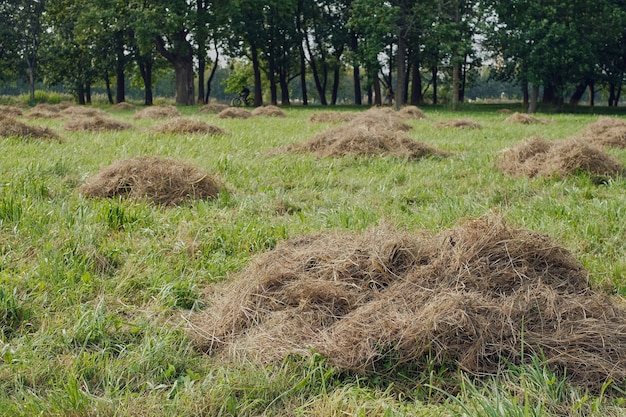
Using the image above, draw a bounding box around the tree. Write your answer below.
[0,1,24,84]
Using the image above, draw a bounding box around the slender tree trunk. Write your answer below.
[395,31,407,110]
[138,57,153,106]
[305,33,327,105]
[351,32,361,105]
[27,57,36,103]
[521,80,529,109]
[299,45,308,105]
[86,83,92,104]
[569,81,587,105]
[77,83,85,105]
[331,66,340,105]
[197,55,206,104]
[528,84,539,113]
[115,32,125,103]
[432,66,438,105]
[373,75,382,106]
[410,61,423,105]
[451,62,460,109]
[205,51,219,103]
[104,71,113,104]
[251,46,263,106]
[588,81,595,106]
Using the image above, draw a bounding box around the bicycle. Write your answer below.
[230,92,251,107]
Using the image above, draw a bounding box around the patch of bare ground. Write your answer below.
[188,214,626,391]
[153,117,228,135]
[79,156,225,206]
[496,136,625,178]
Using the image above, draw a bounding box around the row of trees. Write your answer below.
[2,0,626,111]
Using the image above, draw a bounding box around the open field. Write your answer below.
[1,102,626,416]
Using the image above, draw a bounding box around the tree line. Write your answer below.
[1,0,625,112]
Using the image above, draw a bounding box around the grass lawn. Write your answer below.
[1,101,625,416]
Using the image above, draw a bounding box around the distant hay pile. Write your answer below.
[505,112,548,124]
[0,105,24,118]
[251,105,286,117]
[189,214,626,390]
[133,105,181,120]
[434,119,482,129]
[497,108,513,114]
[399,105,427,119]
[308,111,357,123]
[64,116,132,132]
[61,106,109,118]
[111,102,136,110]
[27,103,63,119]
[217,107,252,119]
[283,107,445,159]
[79,156,224,206]
[576,116,626,148]
[199,103,228,114]
[154,117,228,135]
[0,116,63,142]
[496,136,624,178]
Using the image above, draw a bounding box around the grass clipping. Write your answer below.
[190,214,626,390]
[79,156,223,206]
[285,107,447,159]
[496,136,624,178]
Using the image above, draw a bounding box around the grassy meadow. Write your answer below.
[1,101,626,416]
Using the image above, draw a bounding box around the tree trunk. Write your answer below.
[331,66,340,105]
[432,66,438,105]
[299,44,308,105]
[155,36,195,105]
[138,57,153,106]
[542,83,556,105]
[373,75,382,106]
[394,30,407,110]
[305,33,327,105]
[197,55,206,104]
[588,81,595,106]
[115,32,125,103]
[351,32,361,105]
[451,62,460,109]
[251,46,263,106]
[521,80,529,109]
[27,57,36,104]
[205,51,219,103]
[104,71,113,104]
[528,84,539,113]
[569,81,587,105]
[410,61,423,105]
[77,83,85,105]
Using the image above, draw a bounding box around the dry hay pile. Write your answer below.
[217,107,252,119]
[79,156,223,206]
[352,107,412,131]
[497,108,513,114]
[496,136,624,178]
[61,106,109,118]
[189,214,626,390]
[133,105,181,120]
[199,103,228,114]
[0,105,24,118]
[0,116,63,142]
[505,112,548,124]
[64,116,132,132]
[434,119,482,129]
[111,102,136,110]
[308,111,358,123]
[576,116,626,148]
[154,117,228,135]
[27,103,64,119]
[399,105,427,119]
[251,105,286,117]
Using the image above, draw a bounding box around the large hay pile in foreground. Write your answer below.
[189,215,626,390]
[79,157,223,206]
[284,107,446,159]
[496,136,624,178]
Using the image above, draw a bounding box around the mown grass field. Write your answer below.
[1,101,626,416]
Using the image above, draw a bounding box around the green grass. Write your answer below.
[1,103,626,415]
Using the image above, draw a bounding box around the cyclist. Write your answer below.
[240,86,250,105]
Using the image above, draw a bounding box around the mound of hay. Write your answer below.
[496,108,513,114]
[496,136,624,178]
[64,116,132,132]
[505,112,548,124]
[251,105,286,118]
[154,117,228,135]
[199,103,228,114]
[111,102,136,111]
[283,124,449,160]
[350,107,412,132]
[0,116,63,141]
[133,105,181,120]
[434,119,482,129]
[308,111,358,123]
[189,214,626,390]
[26,104,63,119]
[399,105,427,119]
[79,156,224,206]
[0,105,24,118]
[61,106,109,118]
[576,116,626,148]
[217,107,252,119]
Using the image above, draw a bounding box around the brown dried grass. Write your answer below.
[199,103,228,114]
[0,105,24,118]
[79,156,224,206]
[133,105,181,120]
[217,107,252,119]
[251,105,286,117]
[308,111,358,123]
[61,106,109,118]
[434,119,482,129]
[349,107,412,131]
[154,117,228,135]
[504,112,548,124]
[0,116,63,142]
[399,105,427,119]
[111,102,136,110]
[189,214,626,390]
[576,116,626,148]
[496,136,625,178]
[64,116,132,132]
[26,104,64,119]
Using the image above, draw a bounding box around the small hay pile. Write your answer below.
[189,215,626,390]
[64,116,132,132]
[497,108,513,114]
[111,102,136,110]
[154,117,228,135]
[79,156,224,206]
[576,116,626,148]
[61,106,109,118]
[399,105,427,119]
[251,105,286,118]
[199,103,228,114]
[434,119,482,129]
[505,112,548,124]
[0,116,63,142]
[0,105,24,118]
[27,103,64,119]
[133,105,181,120]
[496,136,624,178]
[352,107,412,131]
[217,107,252,119]
[308,111,358,123]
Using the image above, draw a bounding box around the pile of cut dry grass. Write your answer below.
[351,107,412,131]
[61,106,109,118]
[79,156,224,206]
[434,119,482,129]
[251,105,286,117]
[27,103,64,119]
[399,105,427,119]
[308,111,358,123]
[133,105,181,120]
[576,116,626,148]
[199,103,228,114]
[496,136,624,178]
[0,116,63,142]
[504,112,548,124]
[217,107,252,119]
[0,105,24,118]
[111,102,136,110]
[189,214,626,390]
[64,116,132,132]
[496,108,513,114]
[154,117,228,135]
